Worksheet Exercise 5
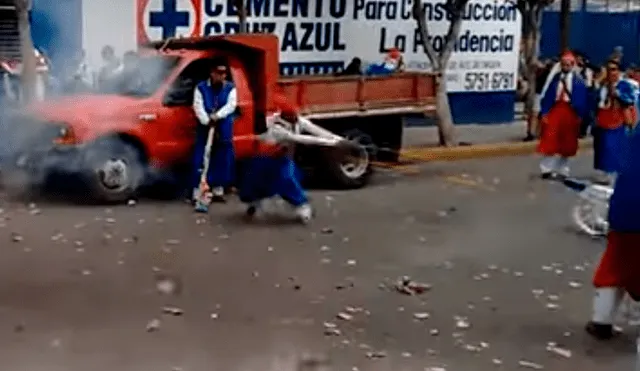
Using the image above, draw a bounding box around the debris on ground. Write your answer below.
[365,351,387,359]
[10,232,23,243]
[162,306,184,316]
[546,343,572,358]
[518,360,544,369]
[395,276,432,296]
[413,312,430,320]
[337,312,353,321]
[146,318,161,332]
[155,274,182,296]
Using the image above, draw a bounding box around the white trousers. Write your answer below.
[540,156,570,176]
[592,287,625,324]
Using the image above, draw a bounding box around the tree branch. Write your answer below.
[412,0,441,71]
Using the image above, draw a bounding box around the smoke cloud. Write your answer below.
[0,46,185,201]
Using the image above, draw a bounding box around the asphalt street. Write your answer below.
[0,152,636,371]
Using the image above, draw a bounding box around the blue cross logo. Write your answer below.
[149,0,190,39]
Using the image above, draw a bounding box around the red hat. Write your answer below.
[273,94,298,117]
[387,48,401,60]
[561,51,576,63]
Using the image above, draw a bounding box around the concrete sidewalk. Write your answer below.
[402,121,529,148]
[399,121,593,162]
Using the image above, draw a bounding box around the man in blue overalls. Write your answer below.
[191,60,237,204]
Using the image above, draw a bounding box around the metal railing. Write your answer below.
[547,0,640,12]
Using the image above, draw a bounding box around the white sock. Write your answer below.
[295,203,313,222]
[540,156,555,174]
[556,157,570,176]
[592,287,625,324]
[212,186,224,196]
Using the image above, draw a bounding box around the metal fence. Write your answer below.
[541,1,640,65]
[547,0,640,12]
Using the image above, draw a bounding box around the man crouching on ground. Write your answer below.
[586,82,640,340]
[238,97,360,224]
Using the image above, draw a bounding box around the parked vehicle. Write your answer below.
[2,34,436,202]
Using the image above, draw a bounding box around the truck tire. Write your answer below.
[1,151,48,199]
[83,138,146,203]
[324,129,374,189]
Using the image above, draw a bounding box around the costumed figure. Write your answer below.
[366,48,404,76]
[191,60,237,210]
[593,59,639,184]
[537,51,589,178]
[239,98,361,224]
[586,89,640,341]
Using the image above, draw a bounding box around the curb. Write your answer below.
[399,138,594,162]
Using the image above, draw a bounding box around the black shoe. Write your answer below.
[541,172,553,180]
[211,195,226,203]
[585,321,617,340]
[246,205,257,217]
[523,134,535,142]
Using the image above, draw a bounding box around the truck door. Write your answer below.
[156,59,218,164]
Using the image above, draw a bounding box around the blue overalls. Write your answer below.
[190,81,236,192]
[238,149,307,207]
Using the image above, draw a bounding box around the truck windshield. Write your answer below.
[97,55,180,98]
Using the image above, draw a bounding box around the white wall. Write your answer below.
[81,0,137,69]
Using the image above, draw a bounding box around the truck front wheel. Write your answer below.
[83,138,146,203]
[323,129,374,189]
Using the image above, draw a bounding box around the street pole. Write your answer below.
[14,0,36,104]
[559,0,571,52]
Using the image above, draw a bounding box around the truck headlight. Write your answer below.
[54,125,76,145]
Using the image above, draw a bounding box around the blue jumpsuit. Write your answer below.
[190,81,236,192]
[238,153,308,208]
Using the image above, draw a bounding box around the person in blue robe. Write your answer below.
[586,97,640,341]
[593,59,638,184]
[191,60,237,205]
[239,103,360,224]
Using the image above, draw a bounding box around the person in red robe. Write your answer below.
[537,52,589,179]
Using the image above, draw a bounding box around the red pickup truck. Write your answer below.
[3,34,436,202]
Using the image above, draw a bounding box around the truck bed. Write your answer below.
[276,72,437,119]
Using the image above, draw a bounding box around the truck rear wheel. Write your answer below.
[324,129,374,189]
[83,138,146,203]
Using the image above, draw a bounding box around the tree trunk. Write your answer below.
[234,0,247,33]
[15,0,36,104]
[434,72,457,146]
[522,13,542,135]
[412,0,460,147]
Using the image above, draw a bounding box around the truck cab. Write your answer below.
[4,34,436,202]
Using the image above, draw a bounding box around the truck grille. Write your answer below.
[0,113,66,154]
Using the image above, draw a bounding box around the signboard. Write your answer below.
[134,0,521,93]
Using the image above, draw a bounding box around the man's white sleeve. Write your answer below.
[214,88,237,119]
[192,88,210,125]
[298,117,341,140]
[270,125,339,146]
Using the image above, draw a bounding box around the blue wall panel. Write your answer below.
[449,91,515,124]
[541,11,640,67]
[30,0,83,72]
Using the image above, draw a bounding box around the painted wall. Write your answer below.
[28,0,519,124]
[31,0,83,70]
